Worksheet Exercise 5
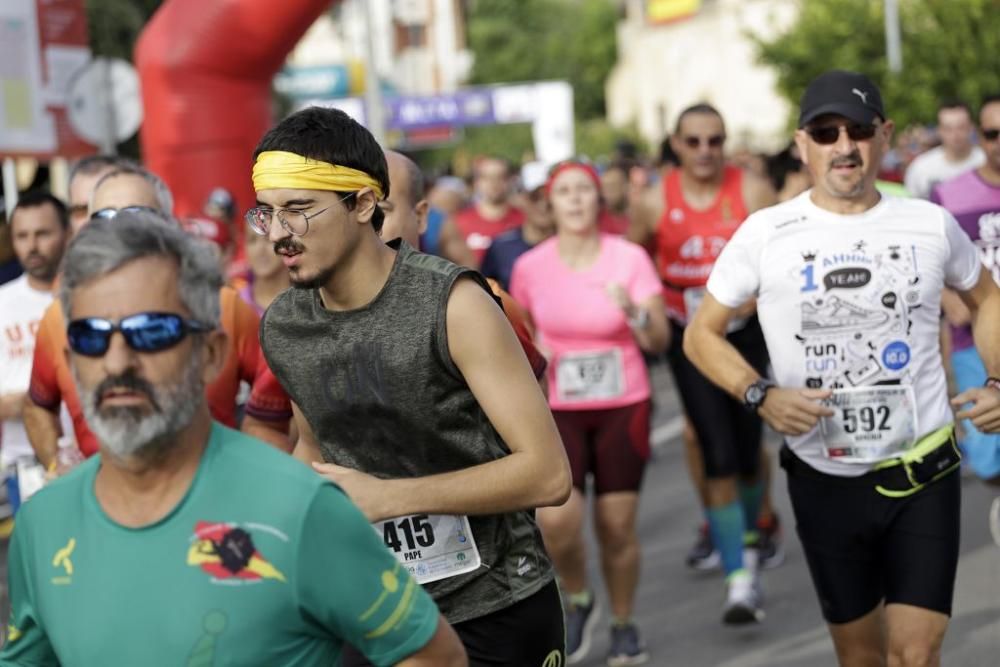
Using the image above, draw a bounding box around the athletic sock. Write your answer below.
[739,481,765,541]
[706,501,746,576]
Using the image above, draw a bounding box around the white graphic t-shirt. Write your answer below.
[0,276,54,467]
[707,192,982,477]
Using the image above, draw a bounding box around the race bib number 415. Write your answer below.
[373,514,481,585]
[820,385,918,464]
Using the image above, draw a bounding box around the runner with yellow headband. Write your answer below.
[252,106,571,666]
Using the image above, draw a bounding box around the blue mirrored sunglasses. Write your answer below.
[67,312,213,357]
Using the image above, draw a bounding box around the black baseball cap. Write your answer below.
[798,70,885,128]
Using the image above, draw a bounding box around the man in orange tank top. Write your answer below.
[629,104,780,625]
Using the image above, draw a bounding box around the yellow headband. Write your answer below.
[252,150,384,200]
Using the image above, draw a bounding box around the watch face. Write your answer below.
[747,386,763,404]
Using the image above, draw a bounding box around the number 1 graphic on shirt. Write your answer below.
[800,264,819,292]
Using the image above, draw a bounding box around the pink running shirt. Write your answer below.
[510,234,662,411]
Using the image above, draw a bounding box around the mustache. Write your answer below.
[830,152,862,169]
[273,238,305,255]
[94,372,160,411]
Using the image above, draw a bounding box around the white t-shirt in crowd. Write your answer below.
[707,191,982,477]
[0,276,55,467]
[904,145,985,199]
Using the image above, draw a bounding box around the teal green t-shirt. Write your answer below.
[0,423,439,666]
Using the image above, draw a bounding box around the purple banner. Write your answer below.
[385,89,495,130]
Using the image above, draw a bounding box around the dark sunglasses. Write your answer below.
[806,124,878,145]
[682,135,725,149]
[90,205,162,221]
[982,128,1000,141]
[67,312,212,357]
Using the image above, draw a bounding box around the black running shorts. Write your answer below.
[341,581,565,666]
[666,316,770,479]
[781,445,961,625]
[552,400,651,494]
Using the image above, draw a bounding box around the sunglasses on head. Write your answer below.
[90,205,161,221]
[682,135,725,149]
[982,128,1000,141]
[67,312,212,357]
[806,123,878,145]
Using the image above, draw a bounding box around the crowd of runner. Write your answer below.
[0,69,998,666]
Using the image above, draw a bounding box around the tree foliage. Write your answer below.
[466,0,619,120]
[753,0,1000,130]
[455,0,627,164]
[86,0,163,61]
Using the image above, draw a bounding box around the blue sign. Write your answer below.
[386,90,495,130]
[275,65,352,100]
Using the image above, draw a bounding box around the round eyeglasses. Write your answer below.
[245,192,355,237]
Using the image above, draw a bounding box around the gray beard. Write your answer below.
[74,350,205,461]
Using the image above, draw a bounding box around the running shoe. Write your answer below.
[722,570,765,625]
[685,523,721,571]
[607,622,650,666]
[801,295,889,335]
[755,514,786,570]
[566,594,600,664]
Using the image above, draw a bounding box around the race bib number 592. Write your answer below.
[820,385,918,464]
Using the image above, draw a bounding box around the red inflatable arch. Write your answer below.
[135,0,333,254]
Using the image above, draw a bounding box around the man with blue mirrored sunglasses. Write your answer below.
[22,165,293,468]
[0,213,464,666]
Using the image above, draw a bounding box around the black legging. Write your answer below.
[665,316,770,479]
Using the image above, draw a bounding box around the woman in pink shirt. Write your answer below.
[510,160,668,665]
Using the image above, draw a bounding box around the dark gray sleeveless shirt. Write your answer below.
[260,240,553,623]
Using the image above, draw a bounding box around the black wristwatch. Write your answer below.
[743,379,776,412]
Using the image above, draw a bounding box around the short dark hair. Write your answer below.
[473,155,514,178]
[937,99,973,120]
[675,103,724,135]
[659,136,680,167]
[391,151,426,206]
[765,144,804,193]
[980,94,1000,117]
[11,190,69,230]
[405,161,425,205]
[253,107,390,232]
[603,160,631,176]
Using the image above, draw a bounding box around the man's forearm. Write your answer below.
[972,292,1000,376]
[683,325,761,400]
[23,401,61,468]
[376,450,567,520]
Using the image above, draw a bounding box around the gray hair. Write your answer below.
[89,165,175,215]
[68,155,139,188]
[60,211,222,327]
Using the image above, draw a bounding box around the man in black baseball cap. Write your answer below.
[684,67,1000,666]
[792,69,892,206]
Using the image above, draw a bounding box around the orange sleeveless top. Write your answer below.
[654,166,748,322]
